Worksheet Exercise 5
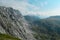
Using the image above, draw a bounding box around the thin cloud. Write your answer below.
[44,1,48,5]
[0,0,59,18]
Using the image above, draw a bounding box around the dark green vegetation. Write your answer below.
[0,33,21,40]
[24,15,60,40]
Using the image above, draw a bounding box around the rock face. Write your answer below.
[0,6,36,40]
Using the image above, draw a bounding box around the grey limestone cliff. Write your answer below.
[0,6,36,40]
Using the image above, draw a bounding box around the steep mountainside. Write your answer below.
[24,15,60,40]
[0,6,36,40]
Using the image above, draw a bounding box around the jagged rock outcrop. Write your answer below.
[0,6,36,40]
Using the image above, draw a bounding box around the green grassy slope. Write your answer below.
[0,33,21,40]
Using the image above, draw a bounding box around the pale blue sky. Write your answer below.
[0,0,60,18]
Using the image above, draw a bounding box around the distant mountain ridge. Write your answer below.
[47,16,60,19]
[24,15,40,21]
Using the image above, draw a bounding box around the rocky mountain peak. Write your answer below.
[0,6,36,40]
